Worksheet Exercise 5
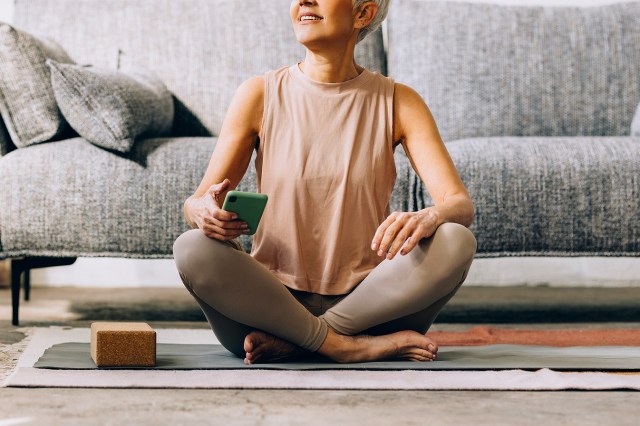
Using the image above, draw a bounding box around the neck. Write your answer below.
[299,49,362,83]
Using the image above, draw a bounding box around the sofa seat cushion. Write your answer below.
[0,138,415,257]
[0,137,217,257]
[416,137,640,256]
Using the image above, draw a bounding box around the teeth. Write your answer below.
[301,16,322,21]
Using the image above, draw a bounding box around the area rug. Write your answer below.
[428,326,640,347]
[4,327,640,390]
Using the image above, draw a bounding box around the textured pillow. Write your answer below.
[0,22,75,147]
[632,102,640,137]
[46,60,175,153]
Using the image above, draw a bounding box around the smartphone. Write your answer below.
[221,190,268,235]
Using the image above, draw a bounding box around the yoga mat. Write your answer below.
[5,327,640,390]
[33,342,640,371]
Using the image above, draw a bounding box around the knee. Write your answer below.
[427,222,477,265]
[173,229,206,273]
[172,229,229,293]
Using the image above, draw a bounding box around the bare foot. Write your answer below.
[318,328,439,363]
[243,330,308,364]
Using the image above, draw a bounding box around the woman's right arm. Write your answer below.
[184,75,264,241]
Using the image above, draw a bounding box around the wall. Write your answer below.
[1,0,638,287]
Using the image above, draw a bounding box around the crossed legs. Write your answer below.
[173,222,477,363]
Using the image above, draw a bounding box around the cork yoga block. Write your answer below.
[90,322,156,367]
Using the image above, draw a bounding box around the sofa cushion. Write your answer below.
[410,137,640,257]
[14,0,387,138]
[47,60,175,153]
[0,137,416,257]
[0,137,218,257]
[0,22,75,147]
[387,1,640,142]
[632,103,640,137]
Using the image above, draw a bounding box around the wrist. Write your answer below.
[421,206,442,227]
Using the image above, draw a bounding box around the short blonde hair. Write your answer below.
[353,0,390,44]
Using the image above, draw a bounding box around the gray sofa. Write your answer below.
[1,0,639,325]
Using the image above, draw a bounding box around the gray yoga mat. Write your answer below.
[34,343,640,371]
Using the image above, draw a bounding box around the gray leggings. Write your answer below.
[173,222,477,358]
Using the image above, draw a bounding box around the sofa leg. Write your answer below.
[11,261,23,326]
[10,257,78,326]
[24,268,30,301]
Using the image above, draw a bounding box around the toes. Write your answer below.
[408,348,436,360]
[244,333,256,352]
[406,354,432,362]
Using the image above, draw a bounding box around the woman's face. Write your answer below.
[290,0,359,48]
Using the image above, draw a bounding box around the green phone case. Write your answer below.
[221,190,268,235]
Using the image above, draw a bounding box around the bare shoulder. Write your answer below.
[393,82,429,121]
[236,75,265,98]
[234,75,265,114]
[223,75,265,137]
[393,82,438,145]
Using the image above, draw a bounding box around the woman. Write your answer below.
[173,0,477,364]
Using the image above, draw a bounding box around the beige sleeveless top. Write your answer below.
[250,62,397,295]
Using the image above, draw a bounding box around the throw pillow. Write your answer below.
[0,22,75,147]
[632,102,640,137]
[46,60,175,153]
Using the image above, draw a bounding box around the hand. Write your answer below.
[187,178,250,241]
[371,209,439,260]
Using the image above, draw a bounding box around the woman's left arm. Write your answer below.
[371,83,475,260]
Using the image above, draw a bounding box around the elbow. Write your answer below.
[183,196,197,229]
[464,198,475,228]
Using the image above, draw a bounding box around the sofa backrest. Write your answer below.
[387,0,640,142]
[14,0,387,138]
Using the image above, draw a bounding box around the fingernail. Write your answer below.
[377,250,384,257]
[371,242,377,250]
[232,214,238,219]
[428,344,435,352]
[386,253,393,260]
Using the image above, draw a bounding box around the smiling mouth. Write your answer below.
[300,16,323,22]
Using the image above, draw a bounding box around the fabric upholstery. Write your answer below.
[0,139,414,258]
[47,60,174,153]
[3,136,638,258]
[0,21,75,147]
[415,137,640,257]
[387,1,640,142]
[14,0,387,138]
[632,102,640,137]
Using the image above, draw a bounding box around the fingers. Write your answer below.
[202,221,249,240]
[373,212,423,260]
